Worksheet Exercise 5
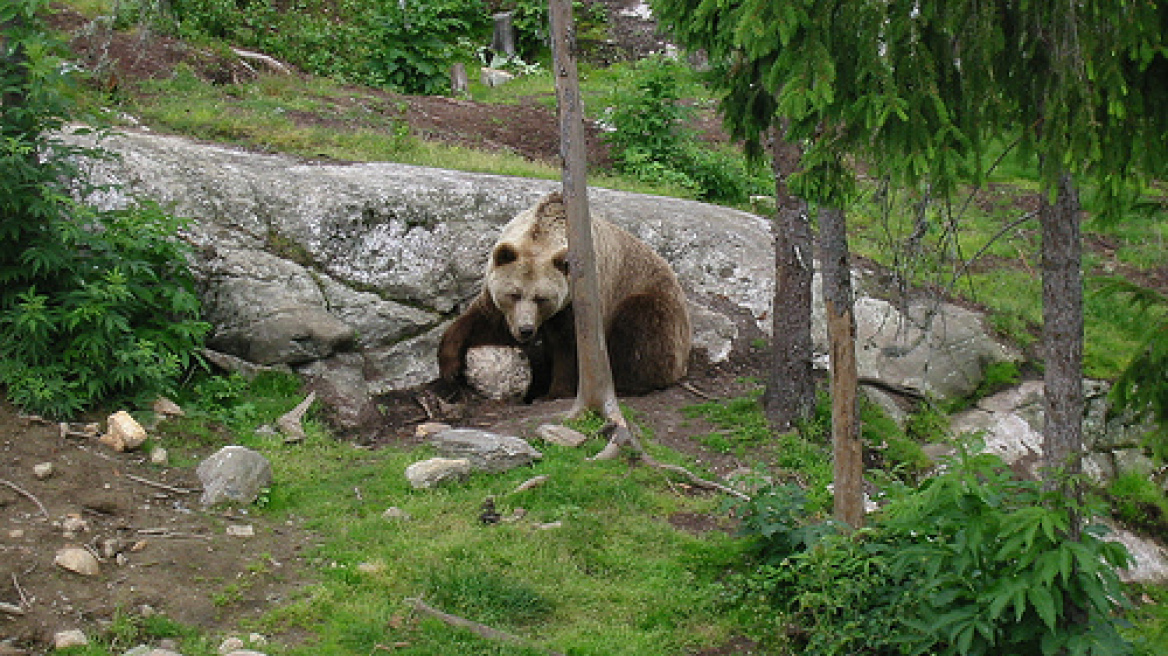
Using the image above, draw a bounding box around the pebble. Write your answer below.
[150,447,169,465]
[218,637,245,654]
[33,462,54,479]
[53,629,88,649]
[54,547,101,576]
[226,524,255,537]
[381,507,412,521]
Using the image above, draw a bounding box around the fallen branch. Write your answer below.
[124,473,197,495]
[12,572,29,609]
[679,381,716,400]
[593,423,751,502]
[0,601,24,615]
[230,47,293,75]
[405,597,567,656]
[277,391,316,443]
[1,479,49,520]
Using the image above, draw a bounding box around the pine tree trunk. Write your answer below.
[548,0,619,419]
[763,122,816,430]
[1040,172,1084,534]
[819,206,864,529]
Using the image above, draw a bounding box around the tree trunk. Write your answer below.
[763,122,816,431]
[548,0,620,420]
[819,206,864,529]
[1040,172,1084,534]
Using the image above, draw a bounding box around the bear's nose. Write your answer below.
[517,326,536,341]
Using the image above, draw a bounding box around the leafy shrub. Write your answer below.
[0,2,208,417]
[604,56,768,203]
[724,449,1134,655]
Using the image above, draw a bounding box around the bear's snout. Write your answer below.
[516,325,536,342]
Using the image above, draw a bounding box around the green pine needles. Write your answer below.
[1,0,209,418]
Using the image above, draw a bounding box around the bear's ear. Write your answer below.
[493,244,518,267]
[552,250,569,276]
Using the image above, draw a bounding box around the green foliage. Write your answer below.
[604,56,768,203]
[0,3,208,417]
[159,0,491,93]
[424,568,554,628]
[1100,279,1168,443]
[723,449,1134,655]
[1106,472,1168,536]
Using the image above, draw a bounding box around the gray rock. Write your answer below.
[65,128,1022,422]
[196,446,273,506]
[405,458,472,489]
[1104,524,1168,584]
[431,428,542,473]
[122,648,183,656]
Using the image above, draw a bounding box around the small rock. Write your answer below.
[382,507,412,521]
[404,458,472,489]
[415,422,451,438]
[219,637,245,654]
[131,540,148,552]
[247,634,268,647]
[536,424,589,448]
[122,647,182,656]
[196,446,273,506]
[100,410,148,452]
[99,538,123,559]
[533,521,562,530]
[431,428,542,473]
[356,561,383,574]
[33,462,54,480]
[53,629,88,649]
[54,546,100,576]
[153,396,185,418]
[480,67,515,87]
[226,524,255,537]
[60,514,89,536]
[223,651,268,656]
[464,346,531,399]
[150,447,169,465]
[8,529,24,539]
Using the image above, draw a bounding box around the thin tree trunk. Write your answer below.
[548,0,619,421]
[764,121,815,430]
[819,206,864,529]
[1040,172,1084,535]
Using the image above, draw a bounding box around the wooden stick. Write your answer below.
[592,423,751,501]
[1,479,49,519]
[124,473,197,495]
[404,597,567,656]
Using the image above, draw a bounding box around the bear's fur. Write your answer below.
[438,191,691,400]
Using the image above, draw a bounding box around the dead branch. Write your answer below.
[1,479,49,520]
[124,473,197,495]
[593,423,751,502]
[679,381,717,400]
[277,391,316,443]
[230,47,293,75]
[0,601,24,615]
[404,597,567,656]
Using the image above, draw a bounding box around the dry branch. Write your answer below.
[277,391,316,443]
[593,423,751,501]
[404,597,567,656]
[1,478,49,520]
[124,473,197,495]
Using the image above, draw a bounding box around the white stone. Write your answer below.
[33,462,54,479]
[464,346,531,400]
[150,447,169,465]
[382,507,412,521]
[219,637,245,654]
[53,629,88,649]
[404,458,472,489]
[54,547,100,576]
[100,410,148,452]
[226,524,255,537]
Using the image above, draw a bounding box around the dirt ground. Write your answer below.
[1,6,776,653]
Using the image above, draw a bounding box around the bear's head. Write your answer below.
[485,194,570,343]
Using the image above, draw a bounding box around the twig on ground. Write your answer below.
[12,573,29,608]
[0,601,24,615]
[679,381,716,400]
[404,597,567,656]
[1,479,49,520]
[124,473,197,495]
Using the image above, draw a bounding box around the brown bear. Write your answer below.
[438,191,691,400]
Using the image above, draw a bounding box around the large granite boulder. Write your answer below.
[66,128,1019,429]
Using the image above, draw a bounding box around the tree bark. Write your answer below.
[819,206,864,529]
[1040,172,1084,532]
[548,0,619,421]
[763,121,816,431]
